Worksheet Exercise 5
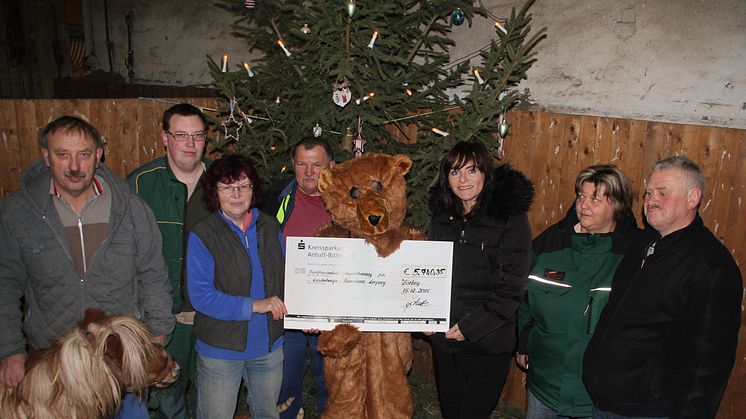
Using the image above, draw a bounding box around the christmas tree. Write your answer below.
[210,0,545,228]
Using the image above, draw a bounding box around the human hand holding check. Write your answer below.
[254,296,288,320]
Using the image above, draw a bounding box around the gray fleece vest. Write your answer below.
[190,211,285,352]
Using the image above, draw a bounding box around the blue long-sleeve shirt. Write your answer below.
[187,208,284,359]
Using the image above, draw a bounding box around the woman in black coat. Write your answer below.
[427,141,534,419]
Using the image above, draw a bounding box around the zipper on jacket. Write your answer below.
[640,240,657,269]
[585,287,611,333]
[244,230,266,351]
[78,216,87,286]
[241,216,277,353]
[459,218,467,244]
[585,295,593,332]
[240,225,273,352]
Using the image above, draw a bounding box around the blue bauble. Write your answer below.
[451,8,465,26]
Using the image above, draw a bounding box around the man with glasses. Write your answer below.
[128,103,212,419]
[263,137,335,419]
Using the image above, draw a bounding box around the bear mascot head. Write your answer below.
[317,153,425,257]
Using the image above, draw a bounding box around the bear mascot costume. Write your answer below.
[315,153,425,419]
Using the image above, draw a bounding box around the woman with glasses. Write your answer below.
[427,141,534,419]
[186,154,287,419]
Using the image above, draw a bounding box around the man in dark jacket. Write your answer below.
[263,137,334,419]
[583,156,742,419]
[128,103,211,419]
[0,116,174,417]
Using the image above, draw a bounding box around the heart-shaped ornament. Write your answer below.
[333,87,351,108]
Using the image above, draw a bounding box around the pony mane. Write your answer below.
[3,328,121,419]
[0,309,177,419]
[93,315,160,394]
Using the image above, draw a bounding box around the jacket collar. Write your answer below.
[558,206,640,252]
[647,213,704,253]
[279,178,297,202]
[21,158,128,218]
[219,207,259,234]
[164,156,211,183]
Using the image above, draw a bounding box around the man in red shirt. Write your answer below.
[264,137,335,418]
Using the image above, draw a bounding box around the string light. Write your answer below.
[431,127,450,136]
[367,30,379,49]
[355,92,375,105]
[221,54,228,72]
[277,40,292,57]
[494,20,507,34]
[473,68,485,84]
[243,62,254,77]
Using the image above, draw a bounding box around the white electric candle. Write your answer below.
[221,54,228,72]
[474,69,485,84]
[495,21,507,34]
[355,92,374,105]
[243,62,254,77]
[431,128,450,137]
[277,40,292,57]
[367,31,379,49]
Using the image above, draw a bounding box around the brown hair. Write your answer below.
[574,164,633,222]
[202,154,264,212]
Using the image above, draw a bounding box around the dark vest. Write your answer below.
[189,211,285,352]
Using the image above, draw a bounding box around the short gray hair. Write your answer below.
[652,155,704,191]
[39,116,105,149]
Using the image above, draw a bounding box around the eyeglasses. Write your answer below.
[217,183,254,194]
[167,131,207,143]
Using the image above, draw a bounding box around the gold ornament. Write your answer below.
[342,127,353,152]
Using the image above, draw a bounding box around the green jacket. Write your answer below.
[517,209,639,417]
[127,156,211,313]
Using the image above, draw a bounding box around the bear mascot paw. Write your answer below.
[316,153,424,419]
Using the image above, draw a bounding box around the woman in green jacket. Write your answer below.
[516,165,640,419]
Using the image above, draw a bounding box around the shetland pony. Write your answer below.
[0,308,179,419]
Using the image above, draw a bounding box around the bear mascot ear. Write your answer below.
[392,154,412,176]
[318,167,334,193]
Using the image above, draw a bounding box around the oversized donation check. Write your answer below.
[284,237,453,332]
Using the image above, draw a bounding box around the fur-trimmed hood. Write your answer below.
[431,164,535,222]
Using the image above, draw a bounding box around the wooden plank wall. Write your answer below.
[1,99,744,417]
[0,98,220,196]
